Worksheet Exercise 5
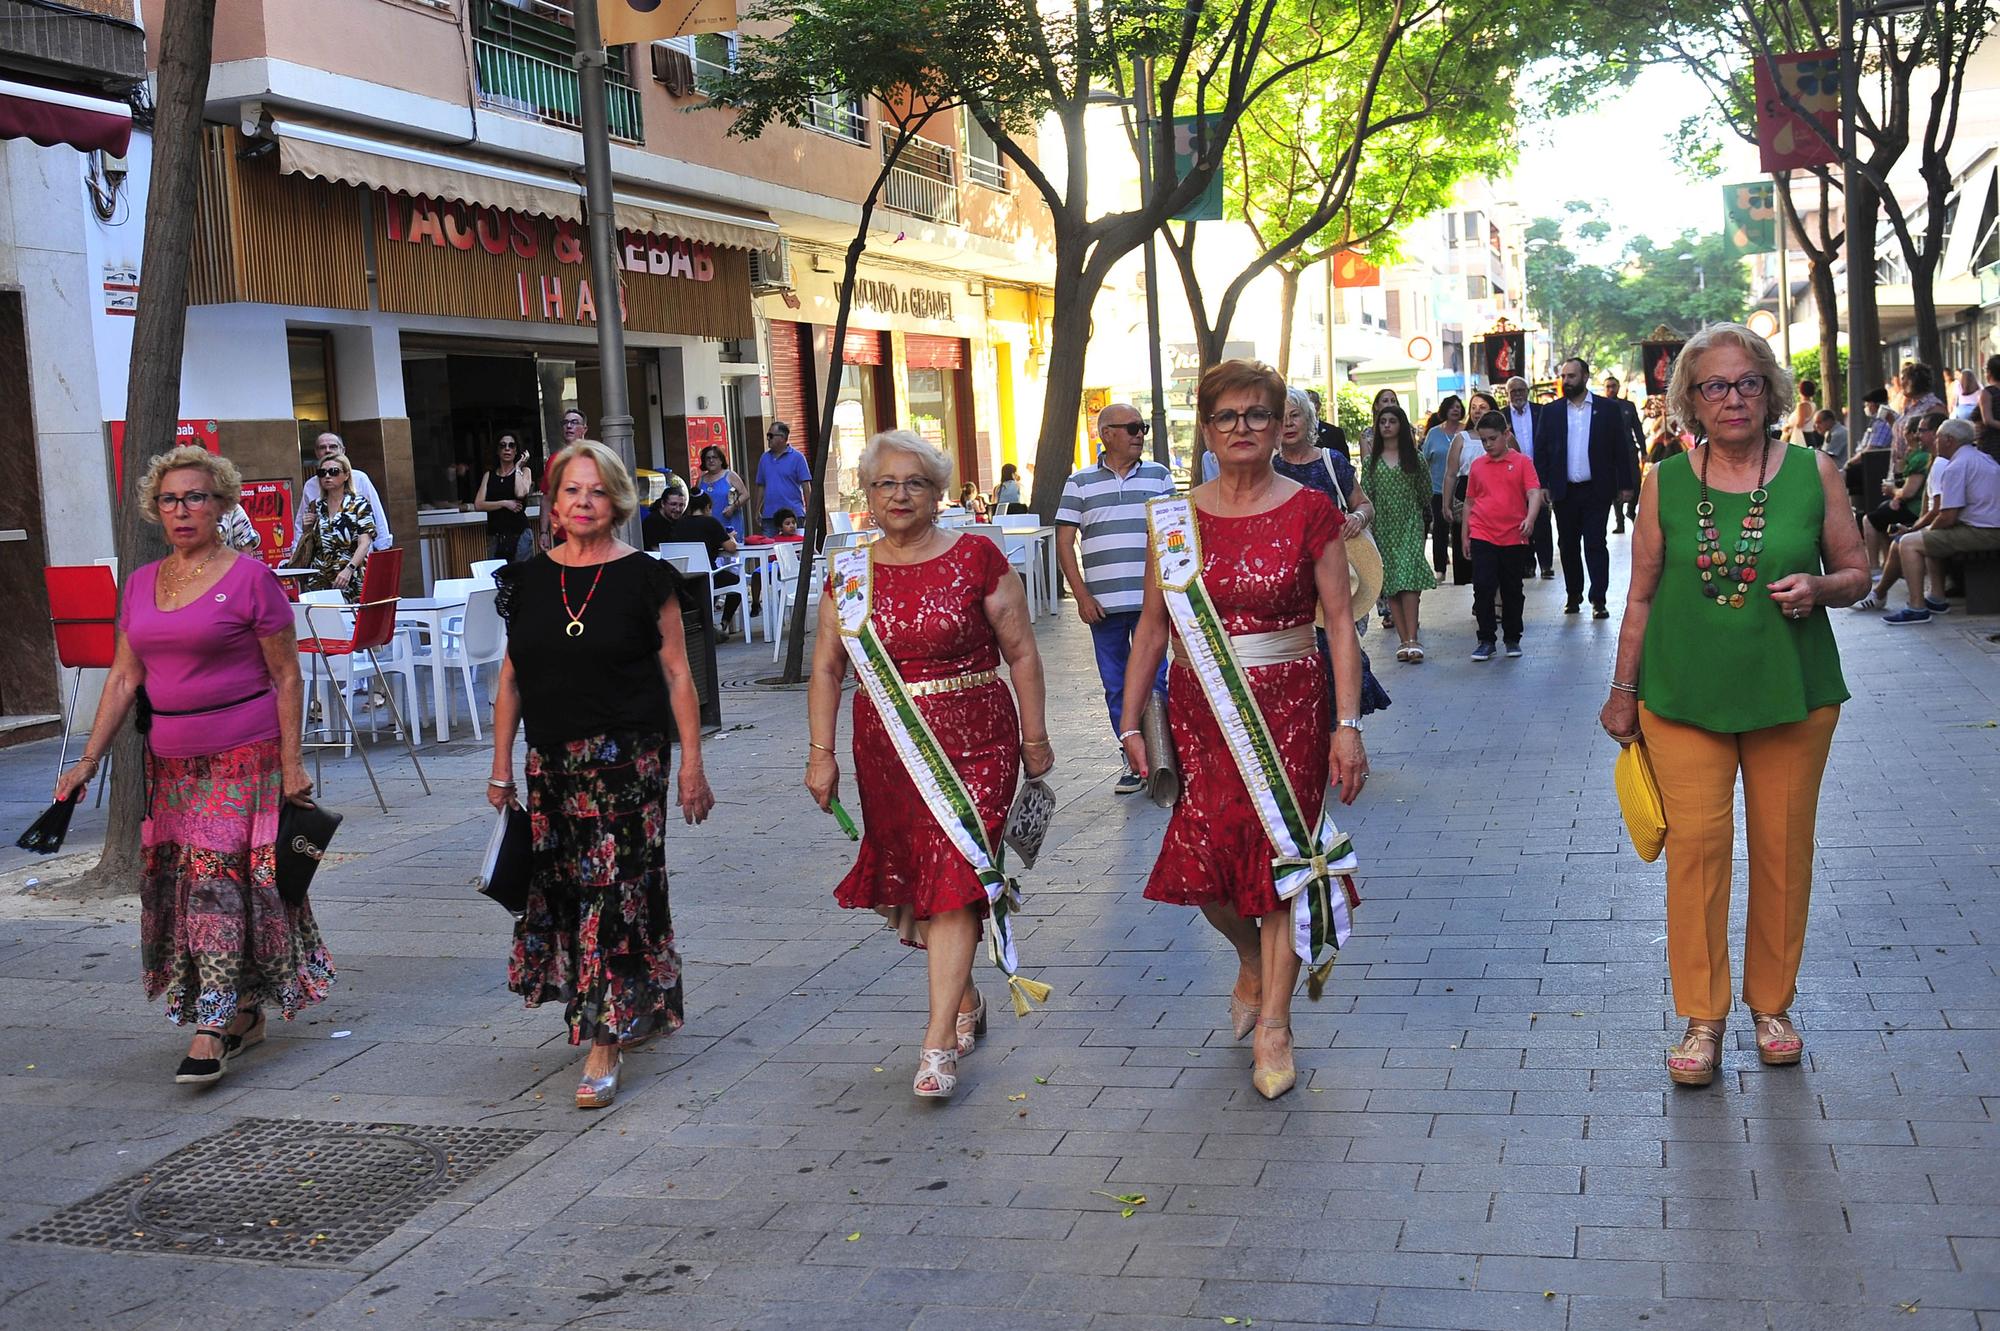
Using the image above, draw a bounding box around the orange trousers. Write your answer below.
[1638,704,1840,1021]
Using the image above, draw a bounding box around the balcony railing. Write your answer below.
[882,131,959,225]
[474,37,643,142]
[966,153,1008,190]
[803,93,868,143]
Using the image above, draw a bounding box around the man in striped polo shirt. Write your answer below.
[1057,402,1175,793]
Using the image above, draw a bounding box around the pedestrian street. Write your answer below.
[2,544,1998,1331]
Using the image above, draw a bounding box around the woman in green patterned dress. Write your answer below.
[1363,404,1437,661]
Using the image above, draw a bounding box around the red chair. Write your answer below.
[297,547,431,814]
[43,564,119,801]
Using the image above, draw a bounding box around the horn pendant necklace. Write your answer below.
[1694,437,1770,610]
[559,559,606,637]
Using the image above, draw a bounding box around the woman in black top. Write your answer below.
[474,433,535,563]
[488,441,714,1110]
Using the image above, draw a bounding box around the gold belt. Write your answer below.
[904,669,1000,698]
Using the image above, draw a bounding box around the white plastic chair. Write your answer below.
[656,542,710,577]
[424,587,506,741]
[299,590,421,750]
[769,544,827,662]
[962,523,1039,621]
[995,514,1042,531]
[469,559,505,584]
[828,511,854,534]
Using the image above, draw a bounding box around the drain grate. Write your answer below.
[13,1117,540,1266]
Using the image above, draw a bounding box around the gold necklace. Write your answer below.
[161,547,220,603]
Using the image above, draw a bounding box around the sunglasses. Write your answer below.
[317,468,344,480]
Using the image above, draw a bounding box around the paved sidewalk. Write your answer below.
[2,545,1998,1331]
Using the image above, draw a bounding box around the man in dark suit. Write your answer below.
[1307,389,1351,461]
[1505,376,1556,577]
[1603,373,1646,532]
[1537,357,1640,617]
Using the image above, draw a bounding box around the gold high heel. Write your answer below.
[1228,993,1259,1042]
[1251,1016,1296,1100]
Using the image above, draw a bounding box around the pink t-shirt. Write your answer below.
[121,555,292,758]
[1466,450,1541,547]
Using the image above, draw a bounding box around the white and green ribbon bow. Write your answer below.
[1148,496,1359,996]
[831,546,1052,1016]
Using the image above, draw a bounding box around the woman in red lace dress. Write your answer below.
[1120,360,1370,1099]
[805,430,1053,1100]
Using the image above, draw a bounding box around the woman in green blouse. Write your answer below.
[1599,324,1869,1088]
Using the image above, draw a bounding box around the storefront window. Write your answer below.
[402,342,591,510]
[906,366,959,476]
[288,332,337,462]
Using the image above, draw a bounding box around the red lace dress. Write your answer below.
[1146,488,1342,917]
[835,534,1020,928]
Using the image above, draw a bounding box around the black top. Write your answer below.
[1316,421,1352,462]
[480,468,530,538]
[494,552,681,749]
[642,510,730,561]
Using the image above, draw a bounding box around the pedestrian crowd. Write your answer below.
[46,322,1895,1109]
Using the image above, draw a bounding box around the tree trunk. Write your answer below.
[85,0,217,893]
[1848,173,1885,401]
[1275,266,1299,380]
[1811,252,1842,410]
[1909,253,1944,373]
[1027,243,1098,521]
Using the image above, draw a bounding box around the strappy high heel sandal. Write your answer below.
[955,992,987,1057]
[1251,1017,1296,1100]
[913,1048,958,1099]
[175,1028,230,1086]
[1752,1011,1803,1066]
[1228,992,1259,1043]
[576,1049,622,1109]
[1666,1021,1724,1087]
[223,1008,265,1061]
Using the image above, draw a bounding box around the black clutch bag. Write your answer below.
[479,804,532,916]
[15,791,82,854]
[275,800,342,906]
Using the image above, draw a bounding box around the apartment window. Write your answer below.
[882,128,960,224]
[965,113,1007,190]
[803,92,867,144]
[656,31,736,94]
[473,0,642,142]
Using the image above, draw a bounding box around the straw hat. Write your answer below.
[1343,533,1384,613]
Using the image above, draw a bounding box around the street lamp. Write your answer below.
[1676,252,1706,293]
[1839,0,1927,447]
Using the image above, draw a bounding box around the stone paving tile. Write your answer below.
[2,556,1997,1326]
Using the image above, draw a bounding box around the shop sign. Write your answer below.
[374,191,752,339]
[109,419,220,495]
[102,261,139,317]
[766,264,982,338]
[853,278,955,323]
[685,415,727,473]
[239,480,295,570]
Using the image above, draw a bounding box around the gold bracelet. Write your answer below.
[1022,737,1052,749]
[809,741,835,754]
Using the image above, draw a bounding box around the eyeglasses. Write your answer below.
[1104,421,1149,437]
[156,491,214,512]
[868,478,935,496]
[1207,407,1277,433]
[1694,374,1768,403]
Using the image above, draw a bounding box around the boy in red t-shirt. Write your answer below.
[1461,411,1545,661]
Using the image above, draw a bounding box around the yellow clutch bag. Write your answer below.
[1615,740,1666,863]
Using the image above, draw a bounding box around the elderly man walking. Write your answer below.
[1506,376,1555,577]
[1057,402,1174,793]
[294,431,392,550]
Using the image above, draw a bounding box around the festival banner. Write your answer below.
[1168,117,1226,222]
[109,418,220,496]
[1641,339,1686,397]
[1723,180,1779,257]
[597,0,736,45]
[1331,251,1380,288]
[1481,330,1526,381]
[1754,51,1839,172]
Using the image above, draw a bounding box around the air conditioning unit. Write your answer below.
[748,239,793,294]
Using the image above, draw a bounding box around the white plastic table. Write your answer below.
[396,593,469,743]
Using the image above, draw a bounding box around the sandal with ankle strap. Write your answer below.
[175,1028,230,1086]
[913,1047,958,1099]
[955,992,987,1058]
[223,1008,265,1061]
[1666,1022,1724,1087]
[1752,1011,1803,1066]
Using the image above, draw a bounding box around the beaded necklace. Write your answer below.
[1694,438,1771,609]
[558,559,607,637]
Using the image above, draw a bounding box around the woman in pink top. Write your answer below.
[55,445,329,1088]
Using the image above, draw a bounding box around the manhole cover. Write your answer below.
[13,1117,539,1266]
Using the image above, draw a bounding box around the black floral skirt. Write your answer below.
[508,732,683,1046]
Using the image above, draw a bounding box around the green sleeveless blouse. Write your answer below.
[1640,447,1849,733]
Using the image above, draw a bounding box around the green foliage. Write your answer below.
[1792,345,1846,390]
[1524,212,1751,370]
[1332,382,1373,438]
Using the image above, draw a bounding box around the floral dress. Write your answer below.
[306,491,376,603]
[835,535,1019,934]
[1361,457,1437,596]
[1146,489,1341,917]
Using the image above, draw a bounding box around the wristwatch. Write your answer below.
[1337,718,1365,733]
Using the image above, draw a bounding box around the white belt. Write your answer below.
[1173,623,1317,669]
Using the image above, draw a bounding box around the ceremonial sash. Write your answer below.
[1147,496,1360,997]
[832,546,1053,1017]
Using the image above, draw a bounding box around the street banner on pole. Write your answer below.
[1641,337,1686,397]
[1168,116,1224,221]
[1722,180,1779,257]
[1754,51,1839,172]
[1331,251,1379,288]
[598,0,736,46]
